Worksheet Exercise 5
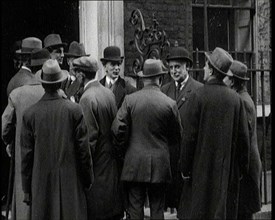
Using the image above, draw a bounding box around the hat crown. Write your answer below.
[230,60,249,80]
[142,59,166,77]
[101,46,123,62]
[73,55,99,73]
[44,34,65,48]
[42,59,62,74]
[67,41,86,57]
[166,46,193,66]
[206,47,233,75]
[18,37,42,54]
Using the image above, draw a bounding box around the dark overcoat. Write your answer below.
[238,88,262,214]
[20,92,93,220]
[178,78,250,220]
[2,83,45,220]
[79,81,123,219]
[161,76,203,208]
[111,85,182,183]
[7,67,36,96]
[100,76,136,109]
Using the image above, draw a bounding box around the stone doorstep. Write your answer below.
[253,203,272,220]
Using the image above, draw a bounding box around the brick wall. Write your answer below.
[124,0,193,76]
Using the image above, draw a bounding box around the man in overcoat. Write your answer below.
[100,46,136,109]
[111,59,182,219]
[2,48,50,220]
[161,46,203,210]
[228,60,262,219]
[73,56,124,220]
[178,47,250,219]
[20,59,93,220]
[7,37,42,96]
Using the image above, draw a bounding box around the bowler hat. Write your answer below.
[65,41,89,58]
[16,37,42,54]
[44,34,67,49]
[30,48,51,67]
[72,55,99,73]
[100,46,124,62]
[166,46,193,67]
[37,59,68,84]
[205,47,233,76]
[137,59,168,78]
[229,60,249,81]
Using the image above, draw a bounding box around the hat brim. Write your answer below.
[166,56,193,67]
[15,49,32,54]
[64,53,90,58]
[37,69,69,84]
[205,52,230,76]
[44,43,67,50]
[100,57,124,62]
[137,71,167,78]
[231,71,250,81]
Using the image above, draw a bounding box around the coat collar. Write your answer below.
[83,80,101,92]
[205,77,226,86]
[41,91,63,100]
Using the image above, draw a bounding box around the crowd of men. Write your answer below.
[1,33,262,220]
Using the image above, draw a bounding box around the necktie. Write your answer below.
[176,84,181,98]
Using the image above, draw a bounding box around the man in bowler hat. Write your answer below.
[100,46,136,109]
[20,59,93,220]
[161,45,203,211]
[112,59,182,219]
[228,60,262,220]
[178,47,250,219]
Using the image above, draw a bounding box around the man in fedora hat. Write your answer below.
[2,47,48,220]
[7,37,42,96]
[62,41,89,102]
[112,59,182,219]
[178,47,250,220]
[20,59,93,220]
[44,33,67,65]
[100,45,136,109]
[161,45,203,211]
[228,60,262,220]
[73,56,124,220]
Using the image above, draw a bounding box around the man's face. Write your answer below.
[13,54,22,71]
[50,47,64,65]
[67,57,75,74]
[104,61,121,80]
[203,60,212,81]
[169,60,189,83]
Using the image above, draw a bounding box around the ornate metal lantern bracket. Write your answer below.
[129,9,170,75]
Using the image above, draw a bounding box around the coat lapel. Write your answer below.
[176,77,193,109]
[113,77,126,107]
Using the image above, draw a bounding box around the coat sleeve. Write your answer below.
[111,96,130,156]
[21,112,34,194]
[2,95,16,145]
[168,102,183,148]
[180,93,200,177]
[74,106,94,189]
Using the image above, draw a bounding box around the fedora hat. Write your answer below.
[137,59,168,78]
[65,41,89,58]
[37,59,68,84]
[72,55,99,73]
[229,60,249,81]
[100,46,124,62]
[29,48,51,67]
[166,46,193,67]
[16,37,42,54]
[44,34,67,49]
[205,47,233,76]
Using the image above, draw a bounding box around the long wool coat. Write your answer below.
[79,81,123,219]
[178,78,250,220]
[2,82,45,220]
[238,88,262,214]
[161,76,203,208]
[20,92,93,220]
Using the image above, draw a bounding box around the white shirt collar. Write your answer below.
[84,79,97,90]
[106,76,118,85]
[22,65,31,72]
[175,74,189,90]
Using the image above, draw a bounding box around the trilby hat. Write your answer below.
[16,37,42,54]
[100,46,124,62]
[166,46,193,67]
[29,48,51,67]
[72,55,99,73]
[137,59,168,78]
[37,59,68,84]
[229,60,249,81]
[65,41,89,58]
[44,34,67,49]
[205,47,233,76]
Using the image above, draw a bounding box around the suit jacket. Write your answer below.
[100,76,136,109]
[112,85,182,183]
[7,67,37,96]
[79,81,123,219]
[178,78,250,219]
[20,92,93,220]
